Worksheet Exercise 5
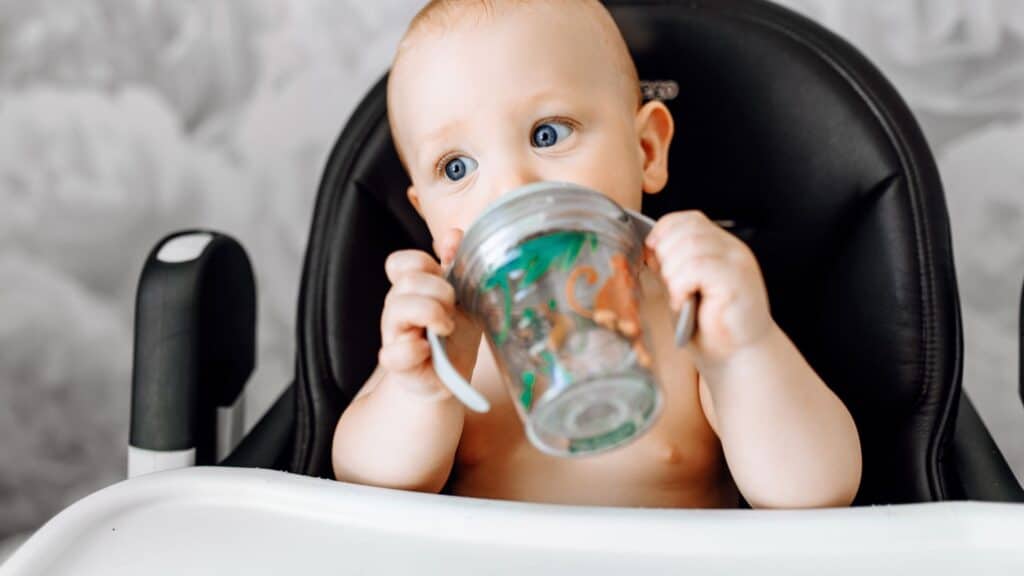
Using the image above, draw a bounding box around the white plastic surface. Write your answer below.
[4,467,1024,575]
[155,232,213,263]
[216,396,245,462]
[125,445,195,478]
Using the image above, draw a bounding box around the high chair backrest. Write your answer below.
[290,0,962,505]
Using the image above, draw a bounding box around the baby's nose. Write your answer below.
[494,165,540,197]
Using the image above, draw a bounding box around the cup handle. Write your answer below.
[674,295,697,347]
[425,328,491,413]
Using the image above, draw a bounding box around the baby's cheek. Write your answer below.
[593,145,646,207]
[555,162,635,210]
[422,199,469,233]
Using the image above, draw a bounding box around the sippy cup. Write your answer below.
[427,181,695,457]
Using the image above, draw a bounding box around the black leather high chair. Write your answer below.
[130,0,1024,505]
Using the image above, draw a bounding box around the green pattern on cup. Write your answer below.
[520,371,536,409]
[568,421,638,454]
[481,231,596,344]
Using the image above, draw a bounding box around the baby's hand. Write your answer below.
[646,211,773,367]
[379,229,482,395]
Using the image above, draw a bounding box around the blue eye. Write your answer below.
[532,121,573,148]
[442,155,477,181]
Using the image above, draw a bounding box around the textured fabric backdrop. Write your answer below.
[1,0,1022,543]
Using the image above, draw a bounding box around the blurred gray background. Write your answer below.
[1,0,1023,556]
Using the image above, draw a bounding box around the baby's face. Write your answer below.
[389,2,674,239]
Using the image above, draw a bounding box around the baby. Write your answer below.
[332,0,862,509]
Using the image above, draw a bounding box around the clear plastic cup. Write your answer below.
[427,181,694,457]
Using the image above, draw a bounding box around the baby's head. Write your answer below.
[388,0,674,239]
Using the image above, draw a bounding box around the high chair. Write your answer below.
[6,1,1024,573]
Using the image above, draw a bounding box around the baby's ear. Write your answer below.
[635,100,675,195]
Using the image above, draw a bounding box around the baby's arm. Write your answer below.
[333,232,481,493]
[696,327,862,508]
[332,364,465,493]
[648,212,862,508]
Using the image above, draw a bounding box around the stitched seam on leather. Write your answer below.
[722,2,946,500]
[297,77,391,475]
[739,12,943,500]
[317,111,390,474]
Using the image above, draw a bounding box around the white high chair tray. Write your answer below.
[3,466,1023,575]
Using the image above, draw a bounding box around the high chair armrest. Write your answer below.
[221,384,295,470]
[950,393,1024,502]
[130,231,256,476]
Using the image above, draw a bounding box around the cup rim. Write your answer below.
[446,181,653,294]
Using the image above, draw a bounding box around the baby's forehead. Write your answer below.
[388,0,639,165]
[392,1,634,88]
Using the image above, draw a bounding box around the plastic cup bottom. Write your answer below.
[526,374,661,457]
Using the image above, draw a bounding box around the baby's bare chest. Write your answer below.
[450,274,734,507]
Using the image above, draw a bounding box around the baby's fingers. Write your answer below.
[657,238,729,284]
[379,336,432,372]
[662,256,723,311]
[381,294,455,345]
[385,250,442,284]
[646,210,714,247]
[392,272,456,309]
